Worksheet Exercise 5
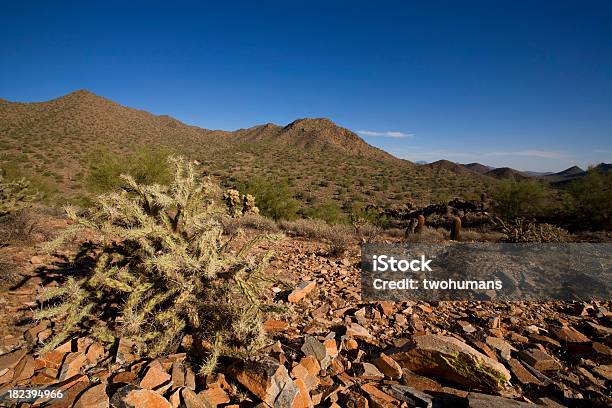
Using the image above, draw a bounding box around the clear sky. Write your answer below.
[1,1,610,172]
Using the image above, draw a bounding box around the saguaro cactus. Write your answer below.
[450,216,462,241]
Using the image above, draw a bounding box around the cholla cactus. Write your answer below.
[242,194,259,215]
[224,189,242,218]
[0,172,38,217]
[492,217,569,243]
[36,157,275,361]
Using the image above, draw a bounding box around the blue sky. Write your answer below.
[1,1,610,172]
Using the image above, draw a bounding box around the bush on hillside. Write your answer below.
[87,147,174,193]
[491,179,551,219]
[235,177,299,221]
[303,200,347,224]
[37,157,275,369]
[567,168,611,230]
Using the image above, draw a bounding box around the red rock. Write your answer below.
[294,378,314,408]
[0,367,12,384]
[140,361,171,390]
[458,320,477,333]
[264,319,290,332]
[288,281,316,303]
[360,383,400,407]
[0,348,27,369]
[229,359,300,407]
[74,383,109,408]
[111,385,172,408]
[115,338,137,364]
[112,370,138,384]
[301,335,331,370]
[171,360,186,387]
[30,255,44,265]
[387,334,510,390]
[485,336,516,361]
[519,348,561,371]
[467,392,533,407]
[373,354,402,379]
[12,355,35,382]
[551,326,590,344]
[58,352,87,380]
[508,358,542,385]
[180,387,210,408]
[85,342,105,364]
[378,301,395,316]
[198,384,231,406]
[37,350,67,369]
[324,338,338,358]
[299,355,320,376]
[346,323,372,339]
[24,322,50,345]
[291,363,320,391]
[355,363,384,380]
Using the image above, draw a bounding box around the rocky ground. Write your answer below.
[0,214,610,408]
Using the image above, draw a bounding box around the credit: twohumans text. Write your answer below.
[361,243,611,301]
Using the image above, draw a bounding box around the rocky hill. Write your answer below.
[0,90,491,207]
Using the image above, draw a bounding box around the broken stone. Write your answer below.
[198,382,231,407]
[264,319,289,332]
[354,362,384,380]
[485,336,516,361]
[458,320,477,334]
[0,348,27,369]
[115,338,137,364]
[291,362,320,391]
[467,392,534,407]
[592,364,612,381]
[74,383,109,408]
[346,323,372,339]
[519,348,561,371]
[181,387,210,408]
[550,326,590,344]
[361,382,401,407]
[507,359,542,385]
[85,342,105,364]
[288,281,316,303]
[140,361,171,390]
[386,334,511,390]
[111,384,172,408]
[383,384,433,408]
[302,335,331,370]
[228,359,300,408]
[12,355,35,382]
[373,353,402,379]
[58,352,87,380]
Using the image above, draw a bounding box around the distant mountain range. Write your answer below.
[417,160,610,185]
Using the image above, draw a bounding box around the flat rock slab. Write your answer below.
[386,334,511,390]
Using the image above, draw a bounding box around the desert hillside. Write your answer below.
[0,90,492,208]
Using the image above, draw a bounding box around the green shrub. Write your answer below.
[304,200,347,224]
[87,147,174,193]
[492,179,551,219]
[567,168,611,230]
[37,157,275,365]
[236,177,299,221]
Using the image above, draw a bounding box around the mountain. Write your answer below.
[463,163,493,174]
[0,90,492,207]
[485,167,530,180]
